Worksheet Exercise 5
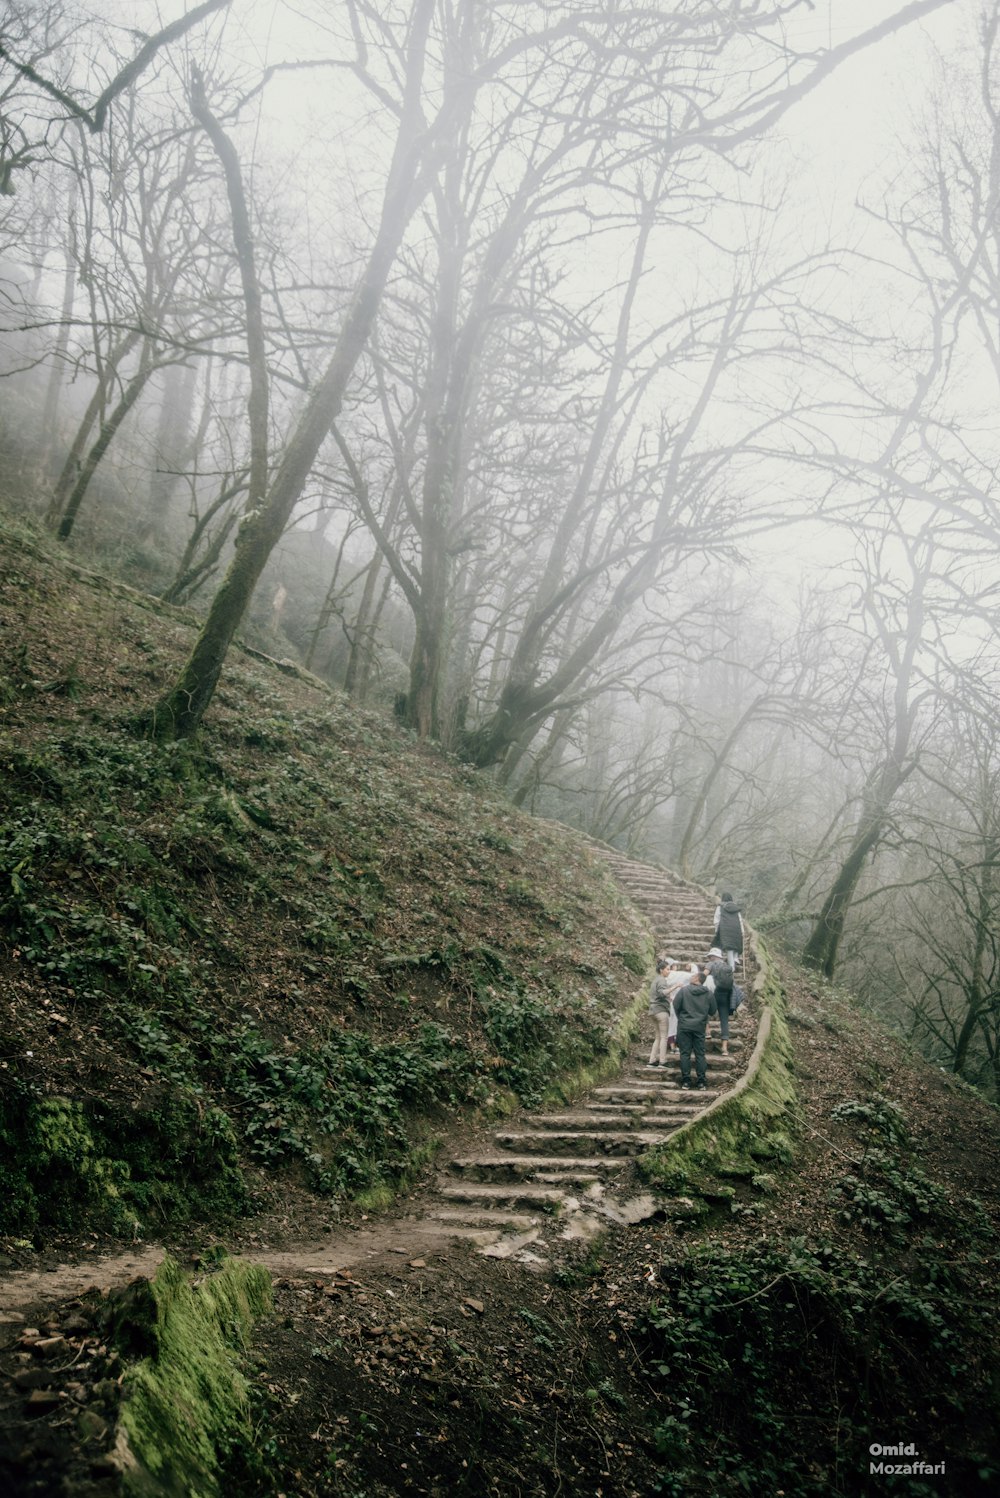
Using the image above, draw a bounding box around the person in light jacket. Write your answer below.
[648,959,689,1066]
[647,958,673,1068]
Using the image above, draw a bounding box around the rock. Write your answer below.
[615,1194,661,1225]
[25,1387,62,1410]
[32,1335,70,1357]
[463,1298,485,1314]
[77,1408,108,1442]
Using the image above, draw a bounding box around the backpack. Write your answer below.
[710,962,733,993]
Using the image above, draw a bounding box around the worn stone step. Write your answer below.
[632,1038,745,1058]
[589,1107,709,1125]
[424,1206,539,1229]
[642,926,713,937]
[594,1084,721,1101]
[533,1111,654,1131]
[532,1170,608,1187]
[653,1050,738,1066]
[439,1183,570,1211]
[450,1154,623,1181]
[630,1077,731,1093]
[584,1100,650,1113]
[495,1130,676,1156]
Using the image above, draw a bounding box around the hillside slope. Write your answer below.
[1,519,999,1498]
[0,519,650,1250]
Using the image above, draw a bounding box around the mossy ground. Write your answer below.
[117,1255,273,1498]
[2,520,999,1498]
[0,519,650,1247]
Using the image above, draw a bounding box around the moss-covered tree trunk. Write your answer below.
[800,812,887,978]
[149,1,438,739]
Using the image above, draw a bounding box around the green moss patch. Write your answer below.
[640,1235,999,1496]
[0,516,650,1238]
[116,1255,272,1498]
[0,1085,247,1237]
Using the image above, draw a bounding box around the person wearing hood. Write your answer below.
[713,891,744,971]
[671,964,718,1090]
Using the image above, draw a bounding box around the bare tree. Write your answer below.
[0,0,229,190]
[801,521,948,976]
[149,0,469,737]
[149,0,950,739]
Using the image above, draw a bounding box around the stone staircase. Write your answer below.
[409,848,750,1260]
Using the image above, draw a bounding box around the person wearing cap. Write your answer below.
[705,947,734,1055]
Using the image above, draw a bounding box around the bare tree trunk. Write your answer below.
[149,0,439,739]
[39,232,77,480]
[57,347,159,541]
[953,835,996,1076]
[140,360,199,544]
[800,809,890,978]
[343,553,384,697]
[160,472,246,605]
[675,696,767,877]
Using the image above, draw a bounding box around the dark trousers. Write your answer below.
[678,1025,707,1084]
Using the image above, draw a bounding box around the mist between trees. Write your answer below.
[1,0,998,1099]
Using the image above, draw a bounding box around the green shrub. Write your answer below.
[642,1238,997,1496]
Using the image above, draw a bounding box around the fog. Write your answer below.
[1,0,998,1096]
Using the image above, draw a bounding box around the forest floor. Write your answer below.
[2,957,998,1498]
[2,519,999,1496]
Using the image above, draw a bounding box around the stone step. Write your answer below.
[657,1050,739,1066]
[594,1084,721,1101]
[450,1154,623,1181]
[494,1130,676,1156]
[424,1206,540,1229]
[533,1110,657,1131]
[644,907,708,916]
[532,1171,609,1187]
[648,918,713,926]
[633,1037,745,1056]
[614,880,700,894]
[439,1183,571,1211]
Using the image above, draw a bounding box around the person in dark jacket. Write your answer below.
[672,966,718,1090]
[713,892,744,970]
[706,946,733,1054]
